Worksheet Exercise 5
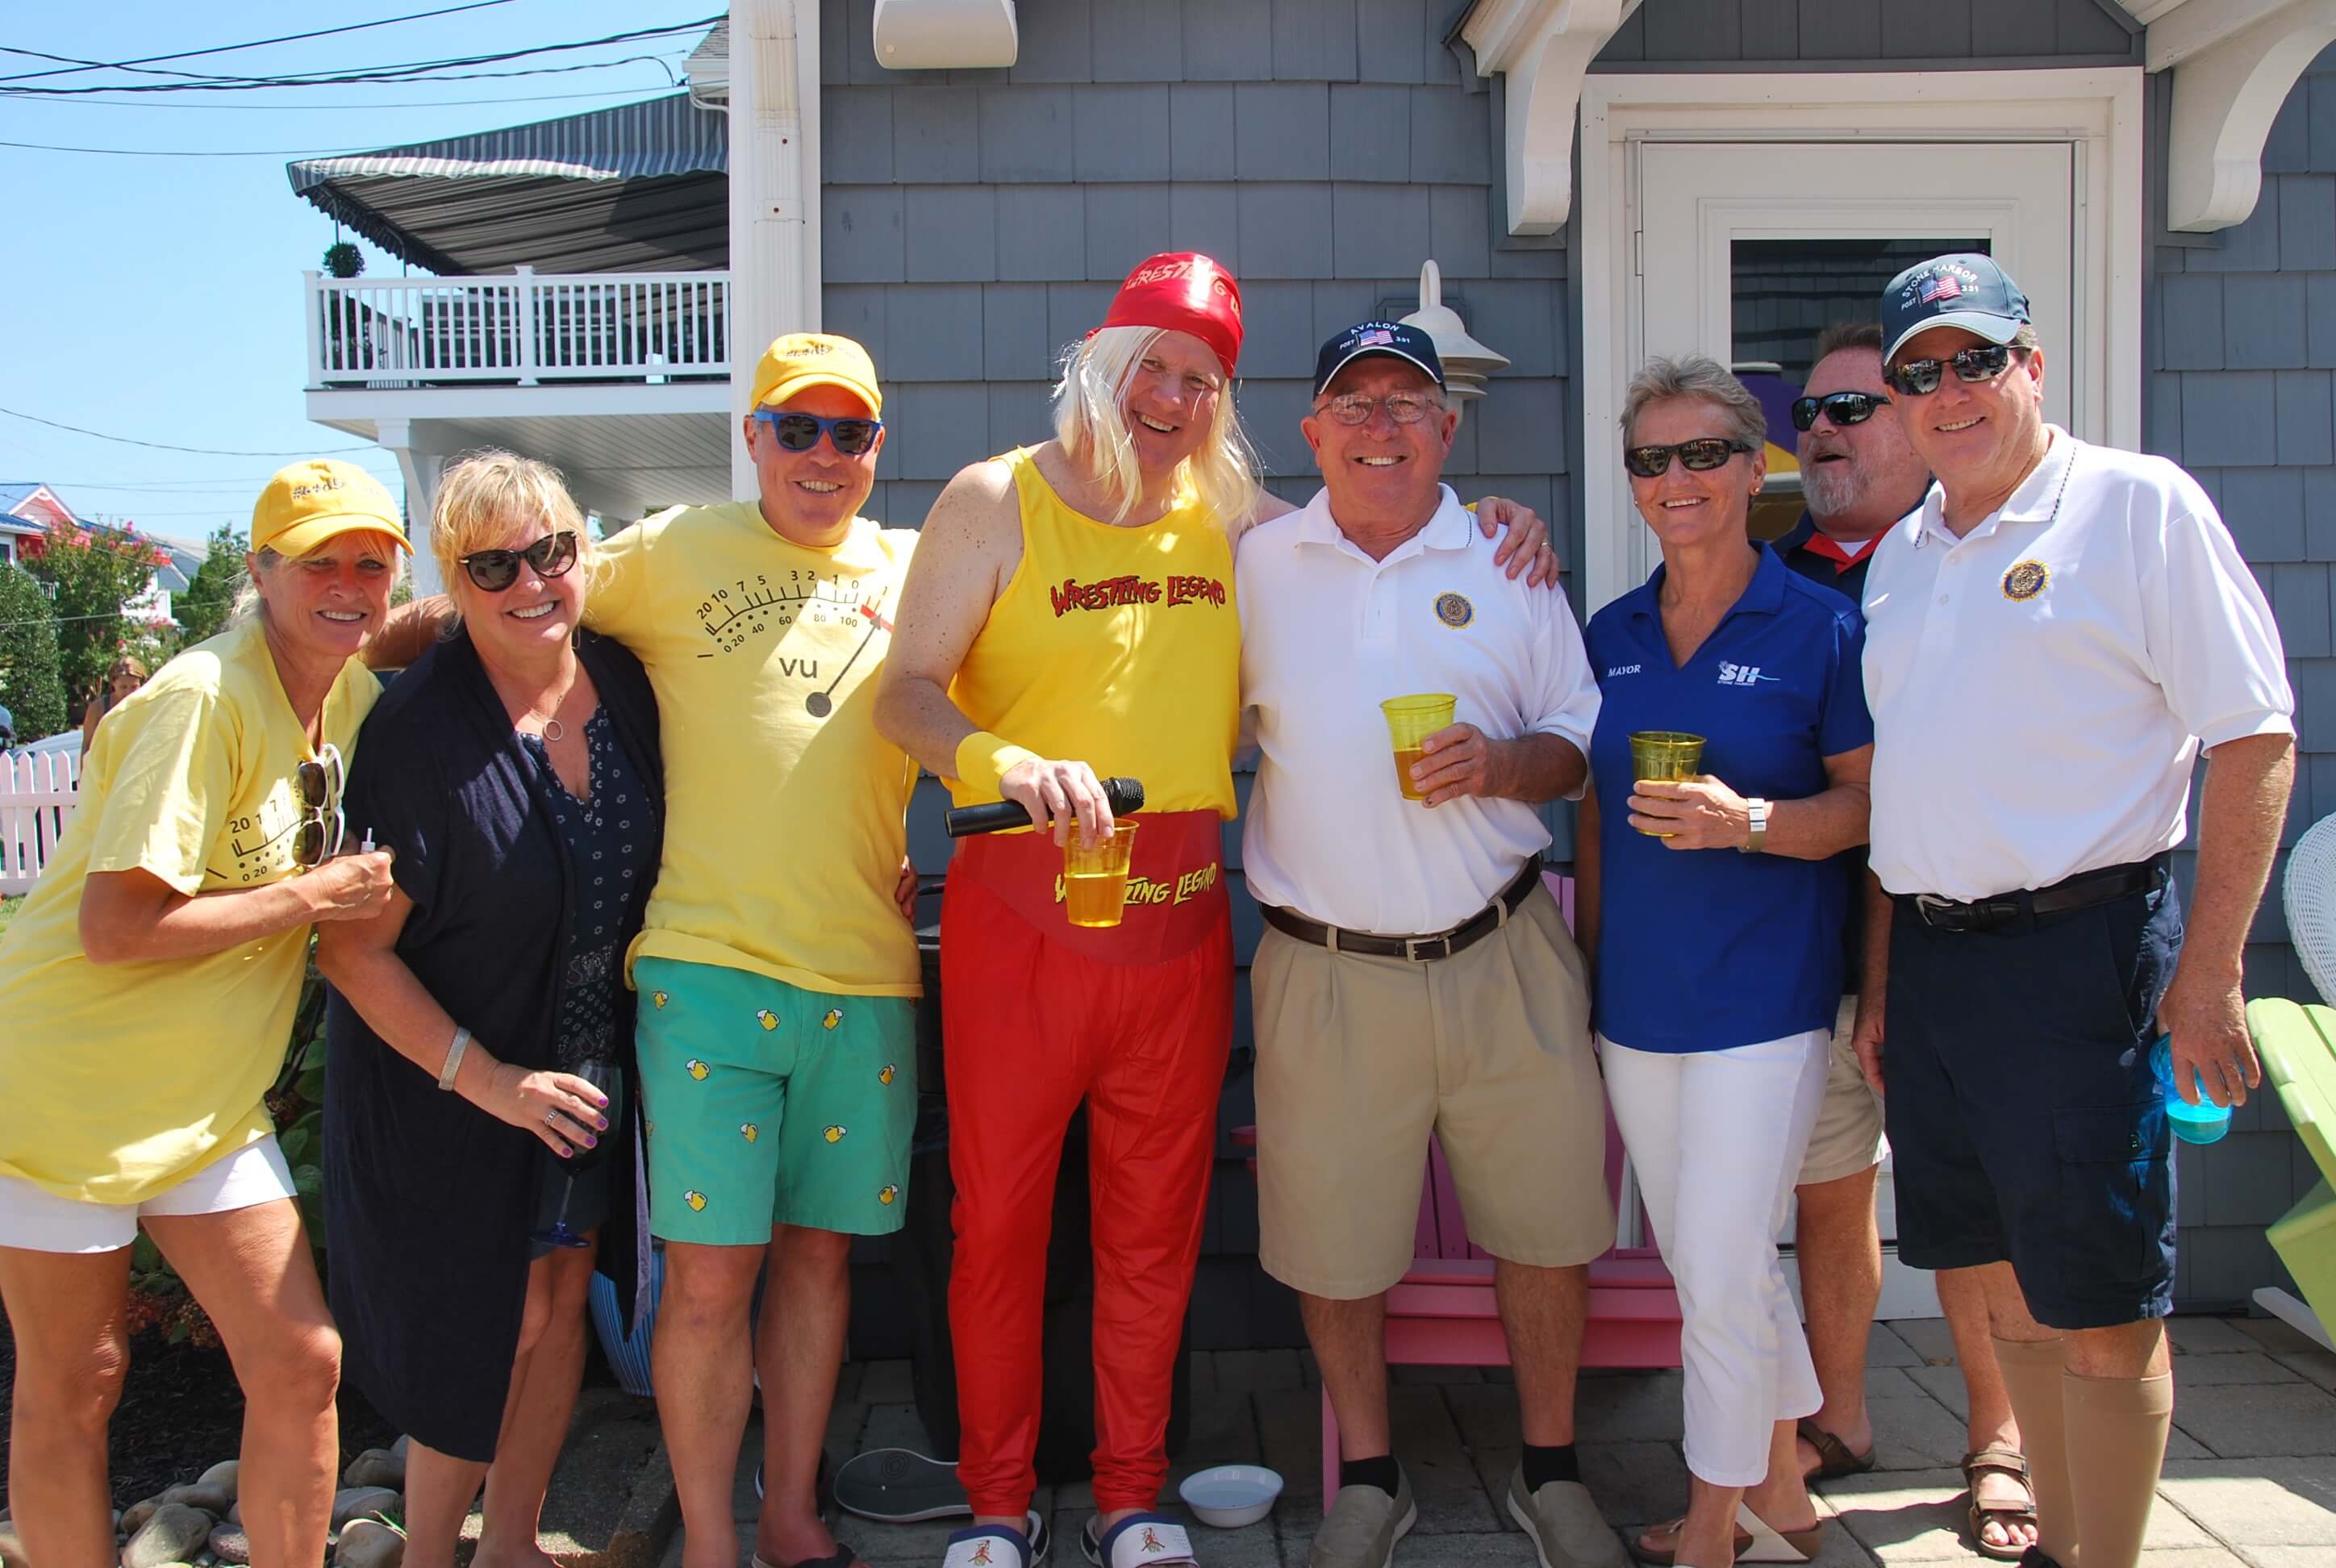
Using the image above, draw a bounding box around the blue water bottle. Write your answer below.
[2150,1035,2233,1145]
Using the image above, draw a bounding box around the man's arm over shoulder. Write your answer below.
[871,459,1024,780]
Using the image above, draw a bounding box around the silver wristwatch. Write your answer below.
[1742,798,1771,853]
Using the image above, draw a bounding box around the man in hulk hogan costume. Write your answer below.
[874,253,1554,1568]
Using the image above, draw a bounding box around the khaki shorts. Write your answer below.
[1251,883,1615,1299]
[1797,995,1886,1186]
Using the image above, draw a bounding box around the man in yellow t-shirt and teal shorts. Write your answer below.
[577,336,921,1568]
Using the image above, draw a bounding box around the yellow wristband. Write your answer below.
[953,732,1041,799]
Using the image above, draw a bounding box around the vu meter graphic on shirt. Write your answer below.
[692,569,895,716]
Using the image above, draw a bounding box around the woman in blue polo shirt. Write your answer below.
[1576,356,1874,1568]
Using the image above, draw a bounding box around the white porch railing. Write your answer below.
[2,749,79,895]
[305,267,730,387]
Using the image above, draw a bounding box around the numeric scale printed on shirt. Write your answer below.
[211,776,309,886]
[692,567,895,717]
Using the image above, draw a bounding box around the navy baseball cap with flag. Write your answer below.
[1313,319,1445,396]
[1881,252,2031,365]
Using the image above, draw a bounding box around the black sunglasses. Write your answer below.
[753,409,884,456]
[458,530,578,593]
[294,743,345,869]
[1623,438,1754,478]
[1888,344,2016,397]
[1790,391,1892,432]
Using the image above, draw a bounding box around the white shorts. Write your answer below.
[0,1137,298,1255]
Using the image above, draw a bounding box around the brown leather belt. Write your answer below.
[1896,854,2170,934]
[1260,856,1542,962]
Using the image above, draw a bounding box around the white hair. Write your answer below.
[1051,324,1263,528]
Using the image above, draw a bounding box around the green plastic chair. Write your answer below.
[2241,998,2336,1349]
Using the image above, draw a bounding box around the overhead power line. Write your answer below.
[33,84,682,111]
[0,406,374,457]
[0,16,719,97]
[0,1,516,85]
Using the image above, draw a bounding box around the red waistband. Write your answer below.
[946,808,1228,965]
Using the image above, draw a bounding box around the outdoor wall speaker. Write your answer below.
[871,0,1019,70]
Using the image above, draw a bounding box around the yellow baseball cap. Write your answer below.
[750,332,882,415]
[251,460,411,557]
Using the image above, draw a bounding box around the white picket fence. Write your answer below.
[1,749,80,895]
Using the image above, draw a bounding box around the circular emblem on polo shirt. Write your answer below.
[1434,591,1475,628]
[2001,559,2050,601]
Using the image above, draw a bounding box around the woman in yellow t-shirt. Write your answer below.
[0,460,407,1568]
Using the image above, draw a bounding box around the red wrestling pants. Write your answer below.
[941,810,1234,1519]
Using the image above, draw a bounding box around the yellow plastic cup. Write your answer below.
[1382,694,1458,801]
[1063,819,1141,928]
[1629,731,1705,836]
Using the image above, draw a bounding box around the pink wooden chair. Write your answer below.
[1233,873,1685,1508]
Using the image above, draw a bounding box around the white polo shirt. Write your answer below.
[1240,485,1600,934]
[1862,427,2293,901]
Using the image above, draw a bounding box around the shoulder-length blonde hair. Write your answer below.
[431,450,596,627]
[1052,325,1263,528]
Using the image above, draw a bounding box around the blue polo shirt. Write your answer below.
[1584,544,1872,1054]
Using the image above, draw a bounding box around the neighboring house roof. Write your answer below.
[0,515,42,539]
[286,92,728,274]
[0,482,69,523]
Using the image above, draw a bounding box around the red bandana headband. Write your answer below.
[1092,252,1244,377]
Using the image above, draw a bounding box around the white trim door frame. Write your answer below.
[1578,69,2146,615]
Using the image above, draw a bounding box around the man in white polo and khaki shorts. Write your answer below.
[1238,321,1622,1568]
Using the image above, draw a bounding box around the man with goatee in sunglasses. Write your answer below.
[1769,319,2036,1564]
[1854,255,2294,1568]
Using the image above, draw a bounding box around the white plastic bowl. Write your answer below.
[1177,1464,1283,1528]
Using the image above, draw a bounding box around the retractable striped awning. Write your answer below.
[286,94,728,277]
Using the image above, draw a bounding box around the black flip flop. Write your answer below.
[832,1446,971,1522]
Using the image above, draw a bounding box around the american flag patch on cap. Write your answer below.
[1358,327,1394,347]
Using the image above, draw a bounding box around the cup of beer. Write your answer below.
[1628,731,1705,837]
[1381,694,1458,801]
[1063,819,1141,928]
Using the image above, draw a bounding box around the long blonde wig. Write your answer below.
[1051,325,1263,528]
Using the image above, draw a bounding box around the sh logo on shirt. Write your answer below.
[1717,662,1777,687]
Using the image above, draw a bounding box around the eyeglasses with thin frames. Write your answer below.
[1888,344,2017,398]
[1622,438,1754,479]
[293,742,345,869]
[1314,391,1445,427]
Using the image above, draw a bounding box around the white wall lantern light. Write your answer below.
[1400,261,1509,424]
[871,0,1019,70]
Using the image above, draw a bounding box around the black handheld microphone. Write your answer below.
[944,776,1145,838]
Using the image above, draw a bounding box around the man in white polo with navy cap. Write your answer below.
[1854,253,2294,1568]
[1240,321,1620,1568]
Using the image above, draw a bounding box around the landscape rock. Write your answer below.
[206,1520,250,1566]
[119,1501,161,1540]
[196,1462,239,1499]
[156,1486,231,1519]
[332,1520,404,1568]
[342,1449,403,1491]
[327,1490,401,1533]
[122,1504,215,1568]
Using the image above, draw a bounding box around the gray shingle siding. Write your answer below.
[1600,0,2141,66]
[2150,47,2336,1307]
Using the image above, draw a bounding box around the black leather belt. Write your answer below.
[1896,854,2170,934]
[1261,857,1542,961]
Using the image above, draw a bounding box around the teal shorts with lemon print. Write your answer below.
[635,956,916,1244]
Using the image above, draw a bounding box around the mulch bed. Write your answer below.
[0,1308,400,1508]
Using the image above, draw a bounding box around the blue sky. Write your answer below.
[0,1,713,547]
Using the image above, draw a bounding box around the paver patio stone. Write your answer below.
[1884,1320,1961,1367]
[2169,1317,2265,1356]
[1391,1385,1501,1534]
[1572,1370,1687,1442]
[1575,1439,1688,1530]
[858,1359,915,1405]
[2157,1457,2336,1546]
[1812,1467,1976,1562]
[1217,1349,1304,1391]
[1867,1395,1981,1471]
[2167,1351,2309,1387]
[1866,1324,1926,1367]
[2170,1383,2336,1456]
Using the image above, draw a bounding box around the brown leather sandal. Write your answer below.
[1962,1445,2038,1563]
[1796,1416,1877,1482]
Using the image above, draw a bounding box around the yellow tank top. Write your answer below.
[948,447,1241,817]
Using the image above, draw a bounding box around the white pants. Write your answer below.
[1601,1028,1829,1487]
